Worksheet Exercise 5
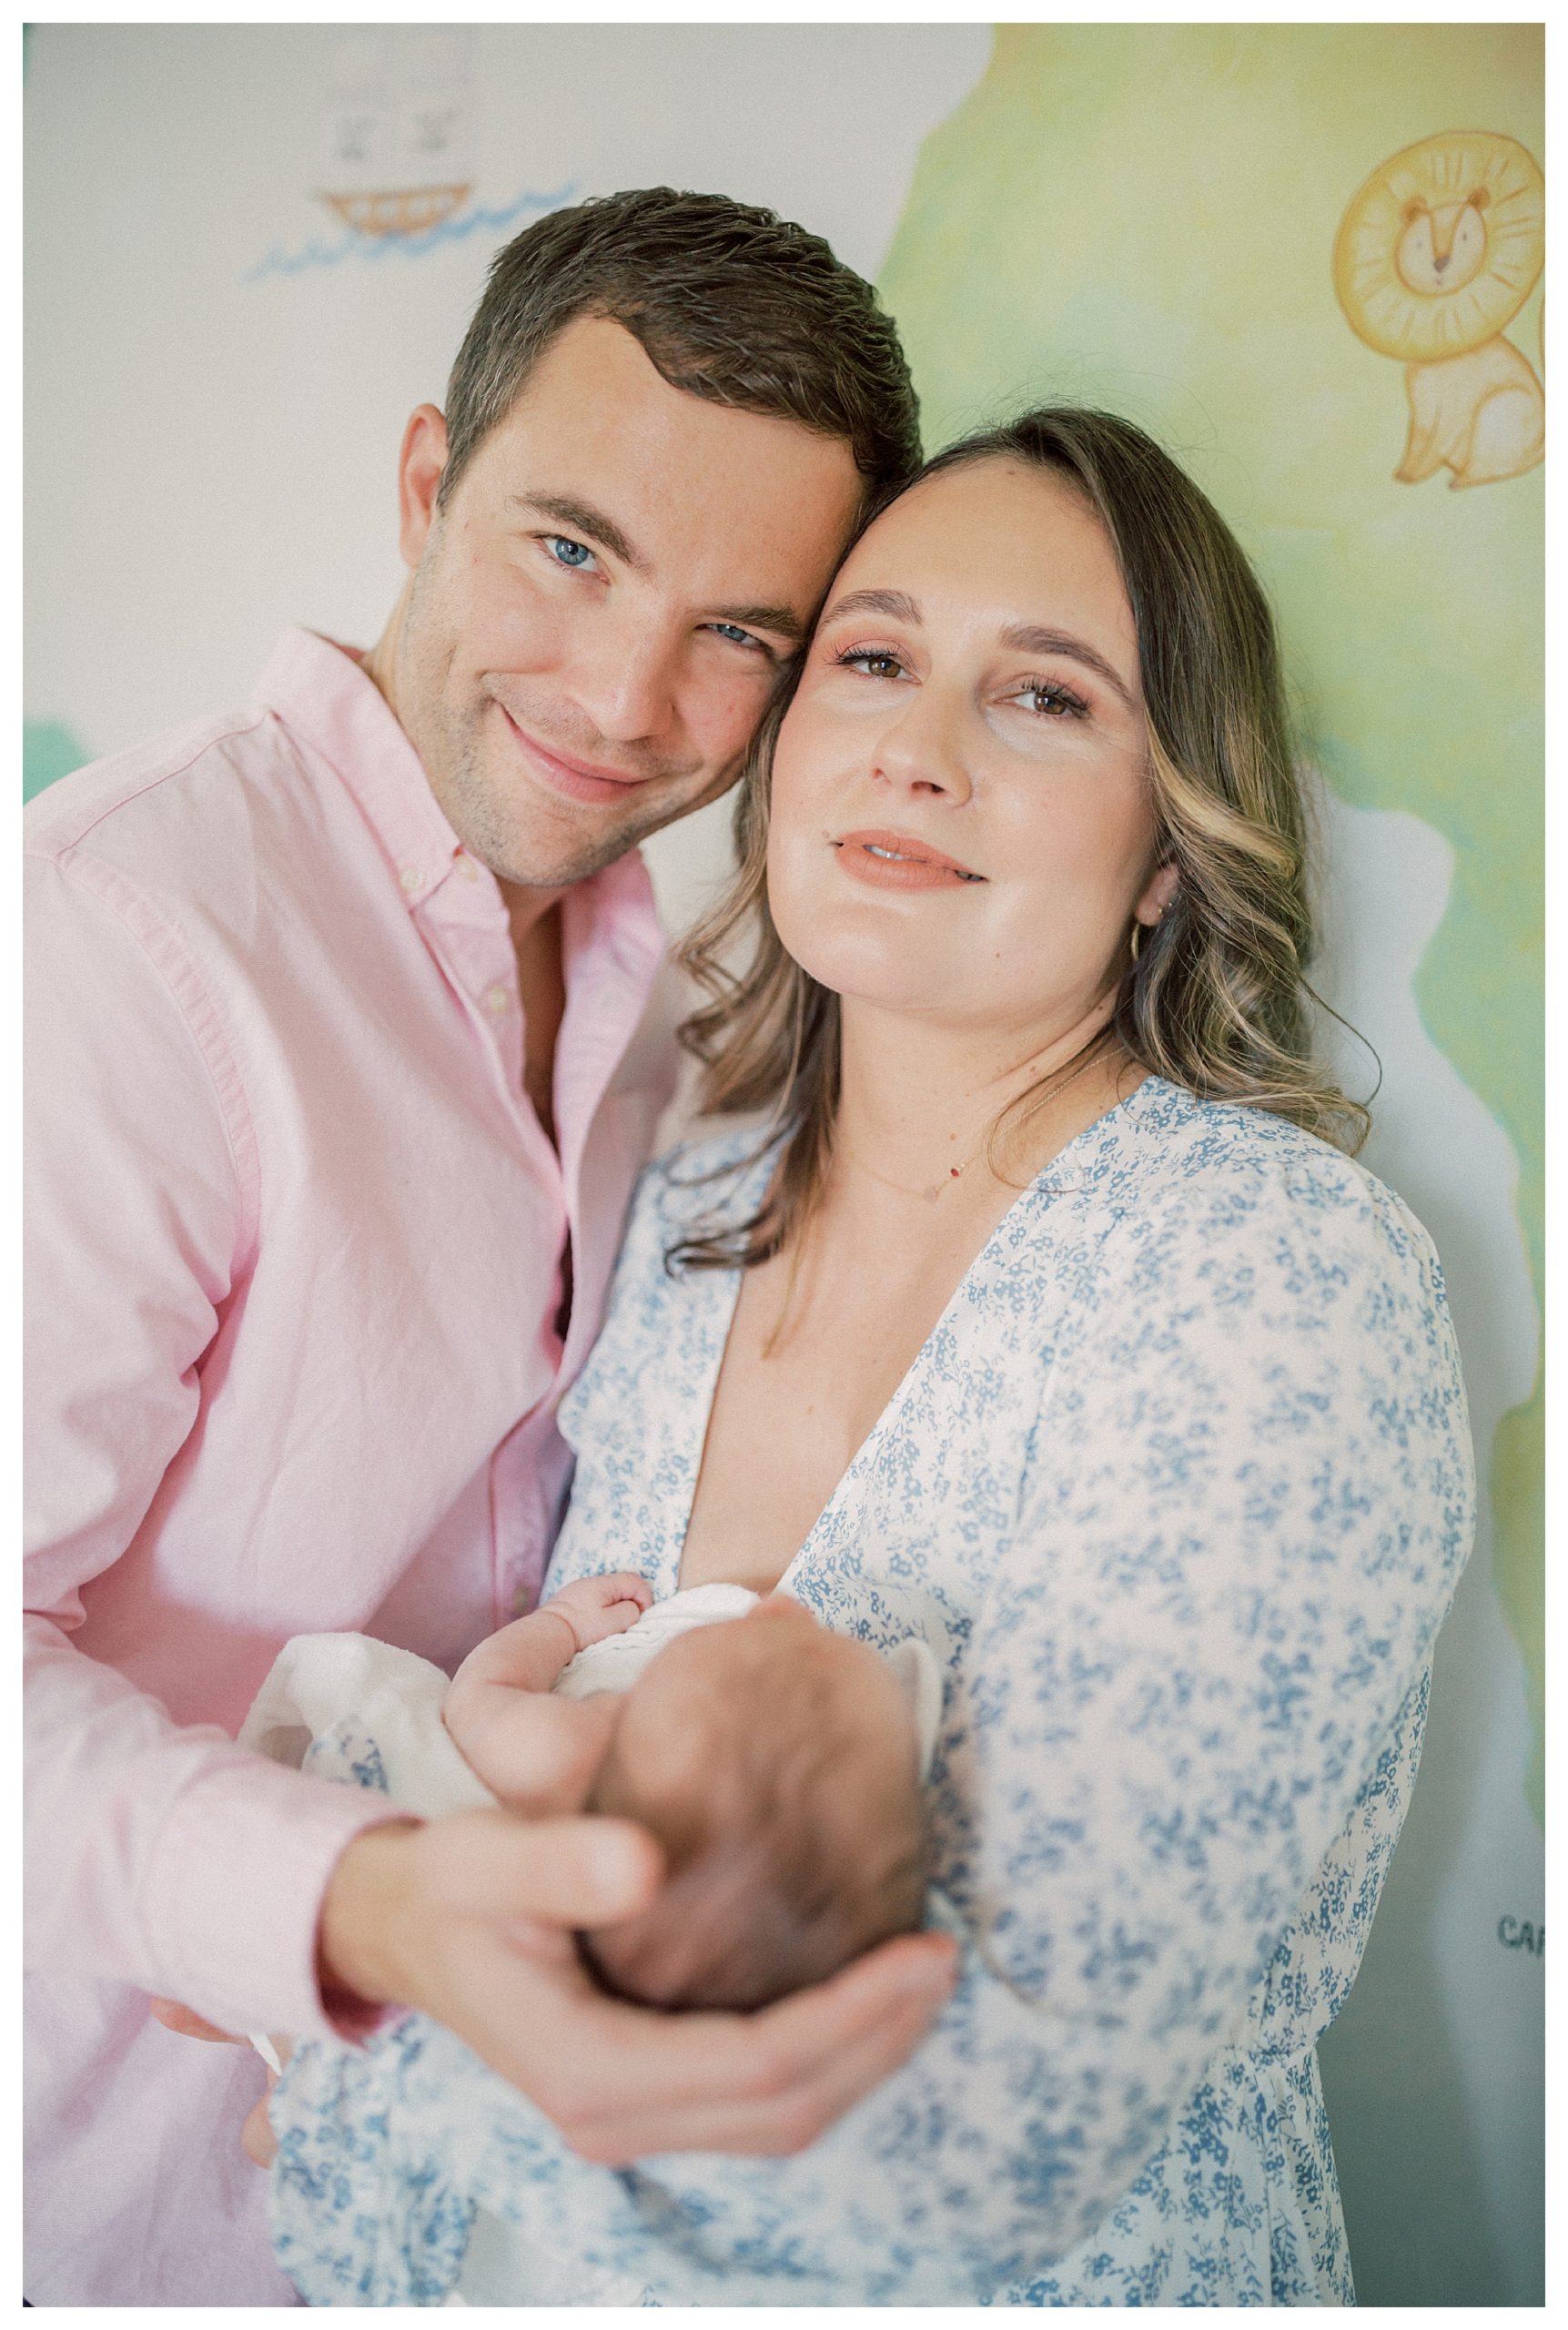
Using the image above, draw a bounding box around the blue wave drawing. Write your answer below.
[245,181,579,283]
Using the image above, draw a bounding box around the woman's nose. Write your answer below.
[870,692,973,805]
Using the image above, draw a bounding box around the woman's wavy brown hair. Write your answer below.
[671,405,1369,1272]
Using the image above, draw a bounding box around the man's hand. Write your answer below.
[146,1998,286,2166]
[148,1998,247,2043]
[320,1808,958,2164]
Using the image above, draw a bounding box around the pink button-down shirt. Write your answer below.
[24,629,678,2305]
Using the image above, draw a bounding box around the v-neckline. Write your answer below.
[668,1075,1165,1600]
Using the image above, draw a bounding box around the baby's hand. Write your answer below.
[443,1575,652,1808]
[542,1572,653,1655]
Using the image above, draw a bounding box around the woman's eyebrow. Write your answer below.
[998,623,1138,710]
[819,586,923,628]
[821,593,1138,709]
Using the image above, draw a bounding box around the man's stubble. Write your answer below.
[394,550,740,895]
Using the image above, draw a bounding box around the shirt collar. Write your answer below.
[251,626,463,907]
[251,624,667,973]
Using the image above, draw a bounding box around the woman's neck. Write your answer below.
[829,992,1134,1202]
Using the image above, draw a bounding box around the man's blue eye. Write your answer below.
[711,623,760,649]
[546,536,594,570]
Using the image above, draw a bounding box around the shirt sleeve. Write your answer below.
[25,848,398,2039]
[495,1156,1473,2295]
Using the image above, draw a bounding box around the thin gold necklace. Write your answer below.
[761,1031,1118,1358]
[835,1038,1110,1205]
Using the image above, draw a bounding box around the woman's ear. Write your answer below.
[1135,860,1179,927]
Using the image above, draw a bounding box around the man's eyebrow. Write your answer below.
[508,496,806,645]
[714,602,810,647]
[999,623,1139,710]
[818,586,923,628]
[507,493,642,568]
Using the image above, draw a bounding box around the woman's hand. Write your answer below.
[319,1808,957,2163]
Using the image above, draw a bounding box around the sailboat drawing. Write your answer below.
[321,184,470,238]
[317,30,474,240]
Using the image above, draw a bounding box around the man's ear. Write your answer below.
[396,404,450,569]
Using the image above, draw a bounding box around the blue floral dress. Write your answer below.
[270,1078,1474,2305]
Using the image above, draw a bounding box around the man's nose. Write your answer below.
[564,610,683,748]
[869,689,973,805]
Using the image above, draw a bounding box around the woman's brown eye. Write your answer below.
[1019,684,1087,718]
[836,650,905,681]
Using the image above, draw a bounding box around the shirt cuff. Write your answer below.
[143,1749,411,2041]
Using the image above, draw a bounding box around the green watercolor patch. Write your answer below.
[25,720,91,805]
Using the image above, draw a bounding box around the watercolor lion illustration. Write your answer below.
[1333,129,1543,489]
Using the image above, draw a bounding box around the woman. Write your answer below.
[270,409,1473,2305]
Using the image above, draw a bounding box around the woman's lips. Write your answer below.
[497,704,658,806]
[833,828,984,890]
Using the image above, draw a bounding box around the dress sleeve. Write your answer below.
[25,850,397,2038]
[834,1159,1477,2276]
[268,1149,1477,2302]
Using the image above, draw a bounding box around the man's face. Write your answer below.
[385,316,866,889]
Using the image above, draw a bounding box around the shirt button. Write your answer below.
[399,866,421,894]
[484,982,511,1017]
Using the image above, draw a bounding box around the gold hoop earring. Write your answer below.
[1131,902,1168,965]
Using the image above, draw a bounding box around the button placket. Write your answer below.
[425,899,557,1198]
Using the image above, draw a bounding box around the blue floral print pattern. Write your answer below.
[271,1078,1473,2306]
[307,1724,390,1798]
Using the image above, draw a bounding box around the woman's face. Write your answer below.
[767,456,1174,1041]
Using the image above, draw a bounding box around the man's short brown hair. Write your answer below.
[439,186,922,511]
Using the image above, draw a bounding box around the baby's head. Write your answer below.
[581,1597,929,2011]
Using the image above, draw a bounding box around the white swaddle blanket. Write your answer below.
[239,1581,942,1818]
[240,1585,943,2304]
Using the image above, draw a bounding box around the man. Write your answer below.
[25,187,954,2305]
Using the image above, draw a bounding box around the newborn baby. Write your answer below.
[446,1576,933,2011]
[238,1586,939,2307]
[240,1579,939,2018]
